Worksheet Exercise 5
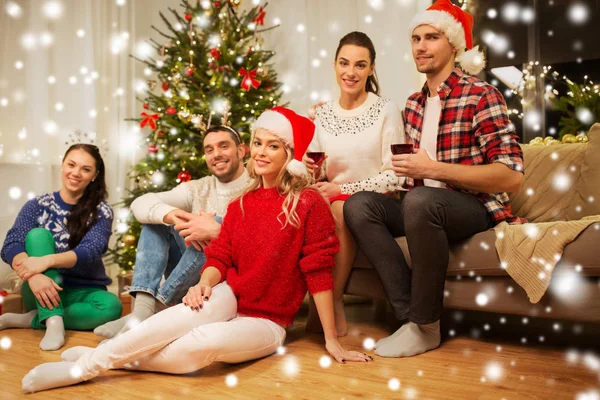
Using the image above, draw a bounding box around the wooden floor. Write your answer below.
[1,303,599,399]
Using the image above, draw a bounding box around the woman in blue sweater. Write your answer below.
[0,143,121,350]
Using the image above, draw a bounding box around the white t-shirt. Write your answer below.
[310,92,404,195]
[421,95,446,188]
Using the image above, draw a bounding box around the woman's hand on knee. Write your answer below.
[28,274,62,310]
[182,282,212,311]
[14,256,50,281]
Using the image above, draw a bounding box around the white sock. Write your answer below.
[0,310,37,330]
[22,362,85,393]
[94,292,156,339]
[93,314,132,339]
[375,320,441,358]
[39,316,65,351]
[374,320,410,349]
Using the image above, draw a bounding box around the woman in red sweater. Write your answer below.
[22,107,372,393]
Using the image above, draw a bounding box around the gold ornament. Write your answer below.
[561,134,577,144]
[529,137,543,146]
[147,80,157,90]
[178,108,192,123]
[547,138,560,145]
[228,0,242,8]
[576,133,589,143]
[543,136,555,145]
[122,234,136,247]
[172,73,182,84]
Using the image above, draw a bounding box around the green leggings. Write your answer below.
[21,228,122,330]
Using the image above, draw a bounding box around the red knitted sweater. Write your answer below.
[204,186,339,326]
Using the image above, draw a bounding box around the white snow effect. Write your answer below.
[319,355,332,368]
[484,362,504,382]
[225,373,238,387]
[388,378,401,391]
[283,356,299,376]
[0,337,12,350]
[475,293,489,307]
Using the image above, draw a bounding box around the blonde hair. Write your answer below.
[241,131,315,229]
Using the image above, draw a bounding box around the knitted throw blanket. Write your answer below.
[494,215,600,303]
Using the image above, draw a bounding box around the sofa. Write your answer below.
[345,123,600,323]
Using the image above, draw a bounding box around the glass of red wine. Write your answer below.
[390,144,414,190]
[306,152,325,177]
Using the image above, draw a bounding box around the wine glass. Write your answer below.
[306,152,325,178]
[390,144,414,190]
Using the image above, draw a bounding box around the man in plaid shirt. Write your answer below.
[345,0,525,358]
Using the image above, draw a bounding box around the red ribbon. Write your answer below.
[140,112,159,130]
[0,290,8,315]
[210,48,221,60]
[239,68,261,91]
[253,7,266,26]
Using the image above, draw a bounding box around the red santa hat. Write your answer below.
[409,0,485,75]
[252,106,315,176]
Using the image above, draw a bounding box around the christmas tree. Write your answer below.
[110,0,284,272]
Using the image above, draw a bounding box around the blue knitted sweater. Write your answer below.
[1,192,113,288]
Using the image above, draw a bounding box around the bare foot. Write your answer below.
[305,297,323,333]
[334,300,347,337]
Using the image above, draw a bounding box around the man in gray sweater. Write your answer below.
[95,126,250,338]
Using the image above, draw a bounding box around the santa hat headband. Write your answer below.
[409,0,485,75]
[252,107,315,177]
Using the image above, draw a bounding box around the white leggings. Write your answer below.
[75,282,286,379]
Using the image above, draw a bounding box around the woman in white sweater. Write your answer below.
[304,31,404,336]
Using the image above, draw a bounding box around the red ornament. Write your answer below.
[166,106,177,115]
[210,48,221,60]
[214,1,221,7]
[185,13,192,22]
[156,130,164,137]
[143,103,149,110]
[140,112,159,130]
[185,66,196,76]
[162,81,169,91]
[177,170,192,182]
[147,144,159,154]
[253,7,266,26]
[239,67,261,91]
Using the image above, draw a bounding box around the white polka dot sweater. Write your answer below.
[1,192,113,288]
[309,92,405,195]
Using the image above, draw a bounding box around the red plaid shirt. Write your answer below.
[404,68,526,225]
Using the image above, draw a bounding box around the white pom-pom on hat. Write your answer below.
[286,159,309,177]
[457,45,486,75]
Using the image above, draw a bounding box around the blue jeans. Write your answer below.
[129,218,222,306]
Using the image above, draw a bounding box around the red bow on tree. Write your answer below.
[239,68,261,91]
[140,112,159,130]
[253,7,266,26]
[210,48,221,60]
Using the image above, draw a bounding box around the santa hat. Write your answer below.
[409,0,485,75]
[252,106,315,176]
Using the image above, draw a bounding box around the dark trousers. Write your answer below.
[344,187,494,325]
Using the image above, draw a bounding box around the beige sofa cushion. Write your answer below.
[353,225,600,276]
[509,123,600,222]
